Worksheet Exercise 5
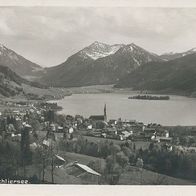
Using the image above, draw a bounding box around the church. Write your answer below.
[89,104,107,129]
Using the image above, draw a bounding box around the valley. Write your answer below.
[1,41,196,99]
[1,40,196,185]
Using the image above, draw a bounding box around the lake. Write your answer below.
[51,93,196,126]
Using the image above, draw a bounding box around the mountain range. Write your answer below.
[1,41,196,97]
[160,48,196,61]
[115,53,196,96]
[40,41,162,87]
[0,43,43,80]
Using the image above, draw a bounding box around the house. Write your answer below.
[89,104,107,122]
[159,137,172,143]
[65,161,101,184]
[89,115,107,129]
[121,130,132,139]
[30,142,40,151]
[89,115,105,121]
[87,129,104,137]
[74,162,101,176]
[144,128,156,139]
[108,119,117,126]
[87,124,93,130]
[50,123,56,132]
[54,155,66,167]
[75,115,83,124]
[164,130,170,138]
[130,123,145,133]
[68,127,74,134]
[107,127,117,135]
[11,133,21,142]
[58,126,64,132]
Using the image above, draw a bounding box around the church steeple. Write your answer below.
[104,104,107,122]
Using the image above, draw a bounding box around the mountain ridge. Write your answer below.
[115,53,196,96]
[40,41,162,87]
[0,43,43,80]
[160,48,196,61]
[0,64,46,97]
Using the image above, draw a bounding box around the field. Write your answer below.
[83,135,151,150]
[12,136,195,185]
[19,151,105,184]
[18,164,82,184]
[55,152,193,185]
[36,131,151,151]
[118,166,195,185]
[62,85,114,94]
[22,84,71,100]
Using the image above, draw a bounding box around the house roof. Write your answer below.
[55,155,66,162]
[122,131,132,137]
[89,115,104,121]
[107,127,117,132]
[144,128,156,132]
[24,123,32,128]
[159,137,172,141]
[75,163,101,176]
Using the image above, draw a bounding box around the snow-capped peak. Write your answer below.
[181,48,196,56]
[91,41,107,47]
[162,48,196,56]
[79,41,123,60]
[120,43,141,54]
[126,43,138,51]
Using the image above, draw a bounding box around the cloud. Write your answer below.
[0,7,196,66]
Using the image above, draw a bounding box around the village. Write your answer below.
[0,101,173,148]
[1,100,196,184]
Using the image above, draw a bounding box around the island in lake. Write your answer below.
[128,95,170,100]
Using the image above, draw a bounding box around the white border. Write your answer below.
[0,0,196,195]
[0,0,196,7]
[1,185,196,195]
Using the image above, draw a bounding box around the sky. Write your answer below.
[0,6,196,67]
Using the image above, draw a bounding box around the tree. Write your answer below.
[105,155,122,185]
[21,125,32,177]
[110,144,121,155]
[116,151,129,168]
[88,160,101,173]
[30,119,41,132]
[0,141,20,179]
[32,149,41,179]
[121,146,132,157]
[149,142,155,151]
[133,143,136,152]
[136,158,144,169]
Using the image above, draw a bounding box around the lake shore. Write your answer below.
[1,84,196,126]
[50,92,196,126]
[1,84,194,104]
[60,84,196,98]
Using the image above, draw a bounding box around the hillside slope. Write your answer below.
[118,166,195,185]
[160,48,196,61]
[40,42,162,87]
[115,53,196,95]
[0,44,43,80]
[0,65,46,97]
